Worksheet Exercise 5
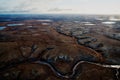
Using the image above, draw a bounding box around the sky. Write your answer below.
[0,0,120,14]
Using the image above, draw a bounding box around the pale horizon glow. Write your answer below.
[0,0,120,15]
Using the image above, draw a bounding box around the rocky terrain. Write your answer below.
[0,15,120,80]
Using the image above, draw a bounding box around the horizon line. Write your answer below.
[0,13,120,16]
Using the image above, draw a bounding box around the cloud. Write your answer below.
[0,0,50,13]
[0,10,30,13]
[0,0,120,14]
[0,0,63,13]
[48,8,72,12]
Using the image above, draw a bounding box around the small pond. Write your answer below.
[7,23,24,27]
[0,26,6,30]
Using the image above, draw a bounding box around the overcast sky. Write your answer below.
[0,0,120,14]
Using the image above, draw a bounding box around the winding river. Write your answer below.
[34,60,120,79]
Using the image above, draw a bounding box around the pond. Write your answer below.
[102,21,116,25]
[0,26,6,30]
[7,23,24,27]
